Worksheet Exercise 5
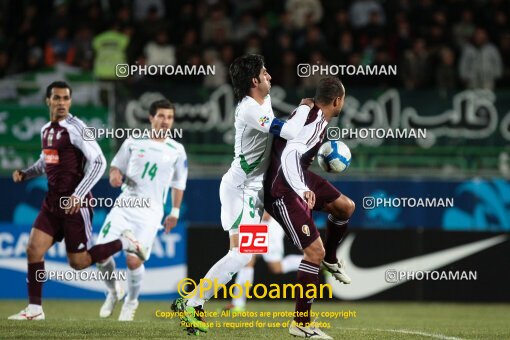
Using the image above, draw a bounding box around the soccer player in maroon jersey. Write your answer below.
[8,81,146,321]
[264,77,355,339]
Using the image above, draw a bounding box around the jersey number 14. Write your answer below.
[141,162,158,181]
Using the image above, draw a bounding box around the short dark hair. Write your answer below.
[149,99,175,116]
[229,54,265,102]
[314,77,344,104]
[46,81,72,98]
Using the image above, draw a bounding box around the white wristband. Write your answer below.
[170,207,180,219]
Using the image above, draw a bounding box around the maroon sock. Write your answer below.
[28,261,44,305]
[294,260,320,326]
[324,215,348,264]
[88,240,122,264]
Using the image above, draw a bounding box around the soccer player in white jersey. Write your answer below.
[172,54,313,334]
[95,99,188,321]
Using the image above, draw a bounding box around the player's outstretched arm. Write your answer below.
[242,99,312,140]
[269,99,314,140]
[13,154,46,182]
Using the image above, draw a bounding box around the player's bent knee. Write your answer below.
[26,243,37,259]
[331,195,355,219]
[68,252,92,270]
[69,260,88,271]
[345,197,356,217]
[26,242,45,262]
[126,255,143,270]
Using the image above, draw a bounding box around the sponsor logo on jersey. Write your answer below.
[43,149,59,164]
[302,225,310,236]
[258,116,270,127]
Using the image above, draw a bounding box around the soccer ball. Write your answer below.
[317,140,351,173]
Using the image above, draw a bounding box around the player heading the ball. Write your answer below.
[264,76,355,339]
[171,54,314,335]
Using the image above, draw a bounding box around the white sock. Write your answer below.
[281,255,302,274]
[97,257,116,292]
[188,248,252,307]
[120,237,129,250]
[232,266,254,307]
[28,304,43,313]
[126,264,145,302]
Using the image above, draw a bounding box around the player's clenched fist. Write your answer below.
[164,215,178,234]
[12,170,26,183]
[64,195,82,215]
[303,190,316,209]
[109,167,123,187]
[299,98,315,109]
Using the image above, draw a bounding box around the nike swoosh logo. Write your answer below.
[0,258,186,294]
[327,234,508,300]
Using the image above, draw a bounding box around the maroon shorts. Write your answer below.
[33,195,93,253]
[266,171,341,250]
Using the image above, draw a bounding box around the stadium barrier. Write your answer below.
[1,85,508,176]
[188,228,510,302]
[1,177,509,231]
[1,177,509,300]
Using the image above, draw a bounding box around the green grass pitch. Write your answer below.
[1,300,509,339]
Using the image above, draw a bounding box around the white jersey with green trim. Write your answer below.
[111,137,187,219]
[224,95,275,189]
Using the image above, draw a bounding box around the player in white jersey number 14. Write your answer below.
[171,54,313,335]
[96,99,188,321]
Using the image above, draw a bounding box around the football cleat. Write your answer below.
[171,298,209,333]
[99,282,126,318]
[222,303,246,313]
[118,299,139,321]
[322,259,352,284]
[289,320,333,339]
[8,306,45,321]
[185,327,200,336]
[121,229,147,261]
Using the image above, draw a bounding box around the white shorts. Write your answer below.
[96,207,161,261]
[219,177,264,234]
[262,217,285,262]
